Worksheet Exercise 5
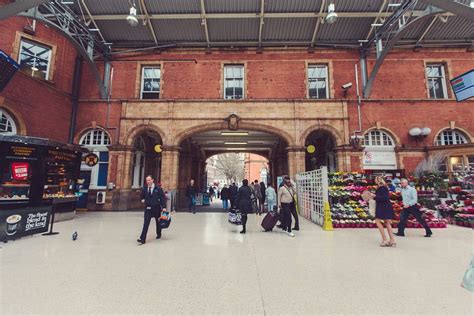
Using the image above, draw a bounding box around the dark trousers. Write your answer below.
[140,208,161,241]
[281,202,294,233]
[291,203,299,229]
[188,196,196,211]
[398,205,432,235]
[230,197,236,210]
[241,214,248,231]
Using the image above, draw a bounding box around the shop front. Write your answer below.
[0,135,83,242]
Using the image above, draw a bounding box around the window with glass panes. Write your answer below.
[141,67,161,99]
[426,64,448,99]
[224,65,244,99]
[308,65,329,99]
[363,130,395,147]
[435,129,468,146]
[19,39,52,80]
[0,109,17,134]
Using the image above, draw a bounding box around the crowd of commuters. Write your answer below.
[138,174,433,245]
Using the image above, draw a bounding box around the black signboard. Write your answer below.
[0,205,52,242]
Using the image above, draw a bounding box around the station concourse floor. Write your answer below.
[1,207,473,315]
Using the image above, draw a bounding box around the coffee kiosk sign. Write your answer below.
[0,206,52,242]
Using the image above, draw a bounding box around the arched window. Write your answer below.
[363,130,395,147]
[435,129,468,146]
[132,137,146,188]
[80,129,111,147]
[0,109,17,135]
[79,129,111,189]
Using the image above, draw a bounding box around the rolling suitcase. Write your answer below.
[261,211,278,231]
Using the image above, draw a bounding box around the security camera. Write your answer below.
[342,82,353,90]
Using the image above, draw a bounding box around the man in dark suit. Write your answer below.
[137,175,167,245]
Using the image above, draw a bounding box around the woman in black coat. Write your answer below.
[372,176,396,247]
[237,179,253,234]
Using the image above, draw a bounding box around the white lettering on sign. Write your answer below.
[25,212,49,231]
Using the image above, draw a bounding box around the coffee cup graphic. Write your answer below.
[6,214,22,236]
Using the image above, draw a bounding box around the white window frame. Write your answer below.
[79,129,111,189]
[19,38,52,81]
[363,130,395,147]
[224,65,244,100]
[0,109,17,135]
[435,129,468,146]
[140,66,161,99]
[308,64,329,99]
[426,64,448,99]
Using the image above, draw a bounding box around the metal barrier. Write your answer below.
[295,167,329,226]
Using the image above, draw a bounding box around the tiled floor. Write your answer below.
[1,211,473,315]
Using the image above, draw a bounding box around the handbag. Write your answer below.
[228,211,242,225]
[159,210,172,229]
[368,199,376,216]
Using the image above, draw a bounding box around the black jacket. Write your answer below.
[220,187,231,199]
[230,185,238,198]
[186,185,197,198]
[141,185,166,209]
[374,186,393,213]
[237,185,253,214]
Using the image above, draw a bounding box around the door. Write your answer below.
[77,170,91,209]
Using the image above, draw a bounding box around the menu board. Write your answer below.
[0,205,52,242]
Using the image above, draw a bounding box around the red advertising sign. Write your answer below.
[11,162,29,180]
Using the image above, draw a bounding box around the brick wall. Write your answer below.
[0,16,77,142]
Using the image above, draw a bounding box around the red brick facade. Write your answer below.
[1,16,473,210]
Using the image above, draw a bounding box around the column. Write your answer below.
[287,146,306,178]
[108,145,134,189]
[160,146,181,191]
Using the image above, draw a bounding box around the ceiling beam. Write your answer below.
[420,0,474,21]
[200,0,210,48]
[0,0,48,20]
[258,0,265,47]
[81,0,106,43]
[88,10,447,21]
[310,0,326,48]
[415,15,439,47]
[139,0,158,44]
[365,0,389,40]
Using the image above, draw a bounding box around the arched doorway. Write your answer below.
[176,128,289,210]
[130,131,163,188]
[305,130,337,172]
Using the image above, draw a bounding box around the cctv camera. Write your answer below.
[342,82,353,90]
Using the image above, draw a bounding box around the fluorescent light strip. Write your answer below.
[224,142,248,145]
[225,148,247,151]
[221,132,249,136]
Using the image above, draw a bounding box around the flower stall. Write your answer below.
[329,172,447,229]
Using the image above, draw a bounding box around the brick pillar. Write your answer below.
[335,147,351,172]
[160,146,180,191]
[287,146,306,179]
[108,145,134,189]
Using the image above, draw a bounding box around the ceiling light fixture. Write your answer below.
[220,132,249,136]
[225,148,247,151]
[325,2,338,24]
[127,2,139,27]
[224,142,248,145]
[371,23,383,27]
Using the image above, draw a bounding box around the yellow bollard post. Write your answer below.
[322,201,333,231]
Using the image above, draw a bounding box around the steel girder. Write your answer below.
[420,0,474,22]
[0,0,48,20]
[360,0,444,99]
[9,1,109,98]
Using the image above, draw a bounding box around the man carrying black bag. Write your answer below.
[137,175,167,245]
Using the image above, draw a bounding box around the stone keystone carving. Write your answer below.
[225,113,241,131]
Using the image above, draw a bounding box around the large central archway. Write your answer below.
[176,128,289,210]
